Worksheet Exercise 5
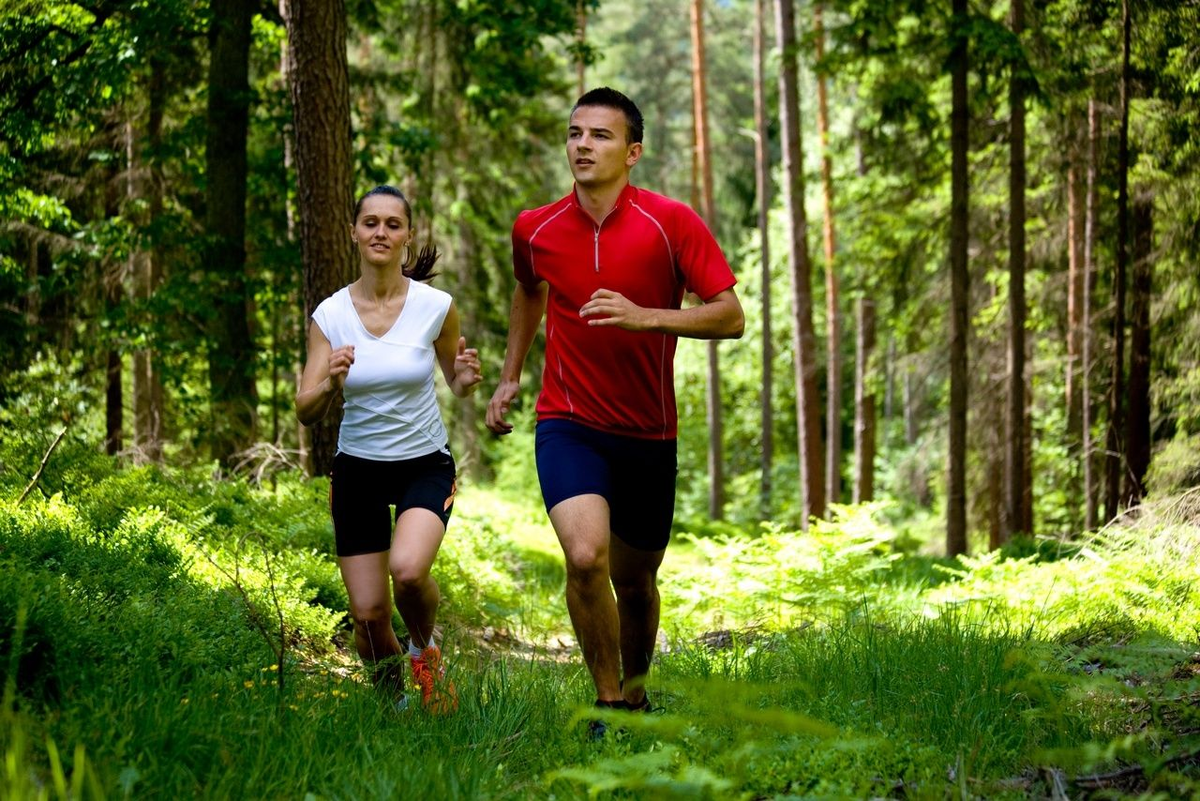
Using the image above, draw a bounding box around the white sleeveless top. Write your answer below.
[311,279,452,460]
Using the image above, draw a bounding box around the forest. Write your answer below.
[2,0,1199,797]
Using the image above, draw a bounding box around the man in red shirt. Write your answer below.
[486,87,744,737]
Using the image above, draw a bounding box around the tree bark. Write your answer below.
[754,0,773,519]
[1124,195,1153,505]
[283,0,355,478]
[853,296,876,503]
[206,0,257,470]
[852,119,875,504]
[946,0,970,557]
[1004,0,1027,540]
[1105,0,1131,522]
[131,60,165,464]
[815,3,841,507]
[690,0,725,520]
[775,0,825,525]
[1066,156,1084,437]
[1082,99,1099,530]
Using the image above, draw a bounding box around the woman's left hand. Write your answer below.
[453,337,482,394]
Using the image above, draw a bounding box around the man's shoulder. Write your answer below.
[628,186,701,224]
[514,192,574,236]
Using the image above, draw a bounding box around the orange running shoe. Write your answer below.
[410,644,458,714]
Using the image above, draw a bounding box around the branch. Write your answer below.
[18,427,68,504]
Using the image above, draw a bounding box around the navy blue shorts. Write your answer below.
[535,419,677,552]
[328,450,457,557]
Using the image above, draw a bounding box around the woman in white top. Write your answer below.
[296,185,482,712]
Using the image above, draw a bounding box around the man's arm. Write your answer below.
[485,280,549,434]
[578,287,744,340]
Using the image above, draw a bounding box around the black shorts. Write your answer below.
[535,419,677,551]
[328,450,457,557]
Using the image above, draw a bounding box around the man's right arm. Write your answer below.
[485,280,548,434]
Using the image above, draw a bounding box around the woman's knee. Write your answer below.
[389,560,432,593]
[350,600,391,628]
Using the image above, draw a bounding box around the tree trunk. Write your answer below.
[775,0,825,526]
[754,0,773,519]
[455,188,484,482]
[206,0,257,471]
[853,296,876,503]
[1066,156,1084,437]
[1105,0,1131,522]
[1004,0,1027,540]
[132,61,165,464]
[1124,194,1153,505]
[1082,99,1099,530]
[283,0,355,478]
[690,0,725,520]
[946,0,970,557]
[575,0,588,97]
[815,3,841,507]
[852,121,875,504]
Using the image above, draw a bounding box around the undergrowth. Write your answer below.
[2,451,1199,798]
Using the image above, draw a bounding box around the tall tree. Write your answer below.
[205,0,256,470]
[1125,194,1152,504]
[1105,0,1131,521]
[1082,97,1099,530]
[754,0,773,518]
[946,0,970,556]
[131,61,166,464]
[1066,149,1084,438]
[1004,0,1027,540]
[690,0,725,520]
[814,2,841,507]
[775,0,824,525]
[283,0,354,478]
[851,114,875,504]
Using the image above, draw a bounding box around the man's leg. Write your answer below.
[548,493,623,703]
[609,535,665,708]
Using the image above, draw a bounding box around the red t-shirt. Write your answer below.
[512,183,736,440]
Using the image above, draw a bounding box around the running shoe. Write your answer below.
[410,644,458,714]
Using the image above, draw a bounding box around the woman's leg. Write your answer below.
[389,509,447,649]
[339,551,404,687]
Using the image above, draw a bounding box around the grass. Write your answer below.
[3,468,1200,798]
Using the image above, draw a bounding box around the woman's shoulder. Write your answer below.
[409,278,452,308]
[313,284,353,313]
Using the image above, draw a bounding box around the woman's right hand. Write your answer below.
[327,345,355,391]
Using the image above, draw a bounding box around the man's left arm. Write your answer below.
[579,287,744,340]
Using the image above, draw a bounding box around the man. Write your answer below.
[485,87,744,736]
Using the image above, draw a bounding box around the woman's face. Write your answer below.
[351,194,411,268]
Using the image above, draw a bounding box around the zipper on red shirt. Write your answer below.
[593,227,600,272]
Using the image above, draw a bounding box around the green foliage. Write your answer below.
[4,458,1200,796]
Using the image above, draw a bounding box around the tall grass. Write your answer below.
[2,461,1200,797]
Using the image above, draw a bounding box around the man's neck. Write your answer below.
[574,179,629,225]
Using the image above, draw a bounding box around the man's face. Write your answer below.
[566,105,642,189]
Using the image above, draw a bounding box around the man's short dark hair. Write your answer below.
[572,87,644,145]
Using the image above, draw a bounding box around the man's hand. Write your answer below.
[486,380,521,434]
[579,288,653,331]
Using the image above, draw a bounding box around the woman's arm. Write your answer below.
[434,299,482,398]
[295,323,354,425]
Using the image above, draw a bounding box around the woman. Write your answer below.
[296,185,482,713]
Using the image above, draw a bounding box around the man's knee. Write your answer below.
[563,541,609,581]
[611,573,657,604]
